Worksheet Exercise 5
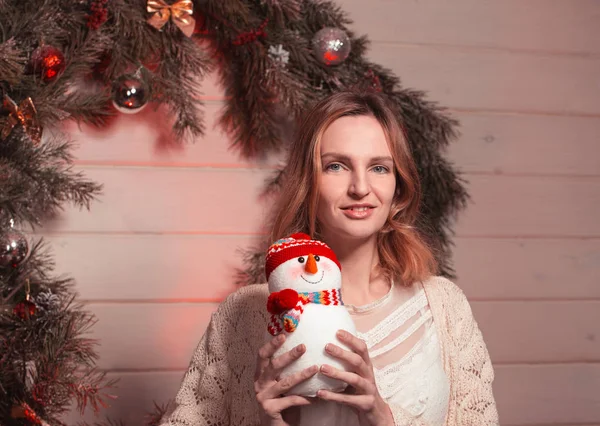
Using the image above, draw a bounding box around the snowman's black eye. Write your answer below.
[314,255,320,261]
[297,257,305,263]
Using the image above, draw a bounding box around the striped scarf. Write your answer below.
[267,288,344,336]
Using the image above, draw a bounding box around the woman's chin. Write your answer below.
[332,225,382,242]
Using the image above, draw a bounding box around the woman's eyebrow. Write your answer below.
[321,153,393,163]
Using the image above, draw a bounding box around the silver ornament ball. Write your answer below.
[111,71,151,114]
[312,27,351,66]
[0,229,29,268]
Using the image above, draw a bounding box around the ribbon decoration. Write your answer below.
[232,18,268,46]
[11,402,50,426]
[147,0,195,37]
[2,95,42,144]
[365,69,383,92]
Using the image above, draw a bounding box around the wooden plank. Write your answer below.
[494,364,600,424]
[41,170,600,237]
[62,371,184,426]
[196,71,224,100]
[86,300,599,371]
[42,235,600,301]
[62,364,600,425]
[448,113,600,176]
[43,234,256,300]
[65,4,599,132]
[338,0,600,55]
[88,303,219,371]
[197,45,600,115]
[66,109,600,176]
[471,301,600,364]
[41,166,270,234]
[454,238,600,300]
[455,175,600,237]
[64,102,284,168]
[367,44,600,116]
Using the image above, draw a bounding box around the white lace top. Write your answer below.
[300,281,450,425]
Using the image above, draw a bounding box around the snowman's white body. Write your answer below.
[273,303,356,396]
[268,254,357,397]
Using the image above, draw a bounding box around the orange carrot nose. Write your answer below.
[305,253,318,274]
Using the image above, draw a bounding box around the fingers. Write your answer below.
[317,389,376,412]
[261,343,307,384]
[257,342,307,386]
[336,330,370,364]
[319,333,387,418]
[271,343,306,371]
[259,365,319,401]
[325,342,372,378]
[255,334,286,380]
[319,364,373,394]
[263,394,313,416]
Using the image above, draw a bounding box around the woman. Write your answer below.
[161,91,499,425]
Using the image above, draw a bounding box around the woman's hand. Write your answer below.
[254,333,319,426]
[317,330,394,426]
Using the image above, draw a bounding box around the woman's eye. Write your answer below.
[325,163,342,172]
[372,165,389,173]
[297,257,305,263]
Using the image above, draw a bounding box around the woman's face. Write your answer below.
[316,115,397,244]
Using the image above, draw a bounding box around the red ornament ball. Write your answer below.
[29,45,66,82]
[13,300,37,319]
[267,289,299,314]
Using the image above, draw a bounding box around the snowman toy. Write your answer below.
[265,233,357,397]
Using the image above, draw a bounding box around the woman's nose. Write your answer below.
[349,170,370,198]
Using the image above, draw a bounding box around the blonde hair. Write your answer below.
[270,91,437,285]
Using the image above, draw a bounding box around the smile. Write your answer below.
[341,206,375,219]
[301,270,325,284]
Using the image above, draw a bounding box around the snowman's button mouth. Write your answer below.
[301,270,324,284]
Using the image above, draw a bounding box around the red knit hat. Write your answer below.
[265,233,341,281]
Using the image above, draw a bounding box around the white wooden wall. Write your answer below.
[53,1,600,424]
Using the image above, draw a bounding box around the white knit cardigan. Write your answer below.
[160,276,500,425]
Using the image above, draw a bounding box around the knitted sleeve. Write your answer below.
[160,285,267,426]
[450,285,500,425]
[161,300,234,425]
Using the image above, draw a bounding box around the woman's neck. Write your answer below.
[325,234,391,306]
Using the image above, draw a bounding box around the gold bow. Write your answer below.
[1,95,42,144]
[147,0,195,37]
